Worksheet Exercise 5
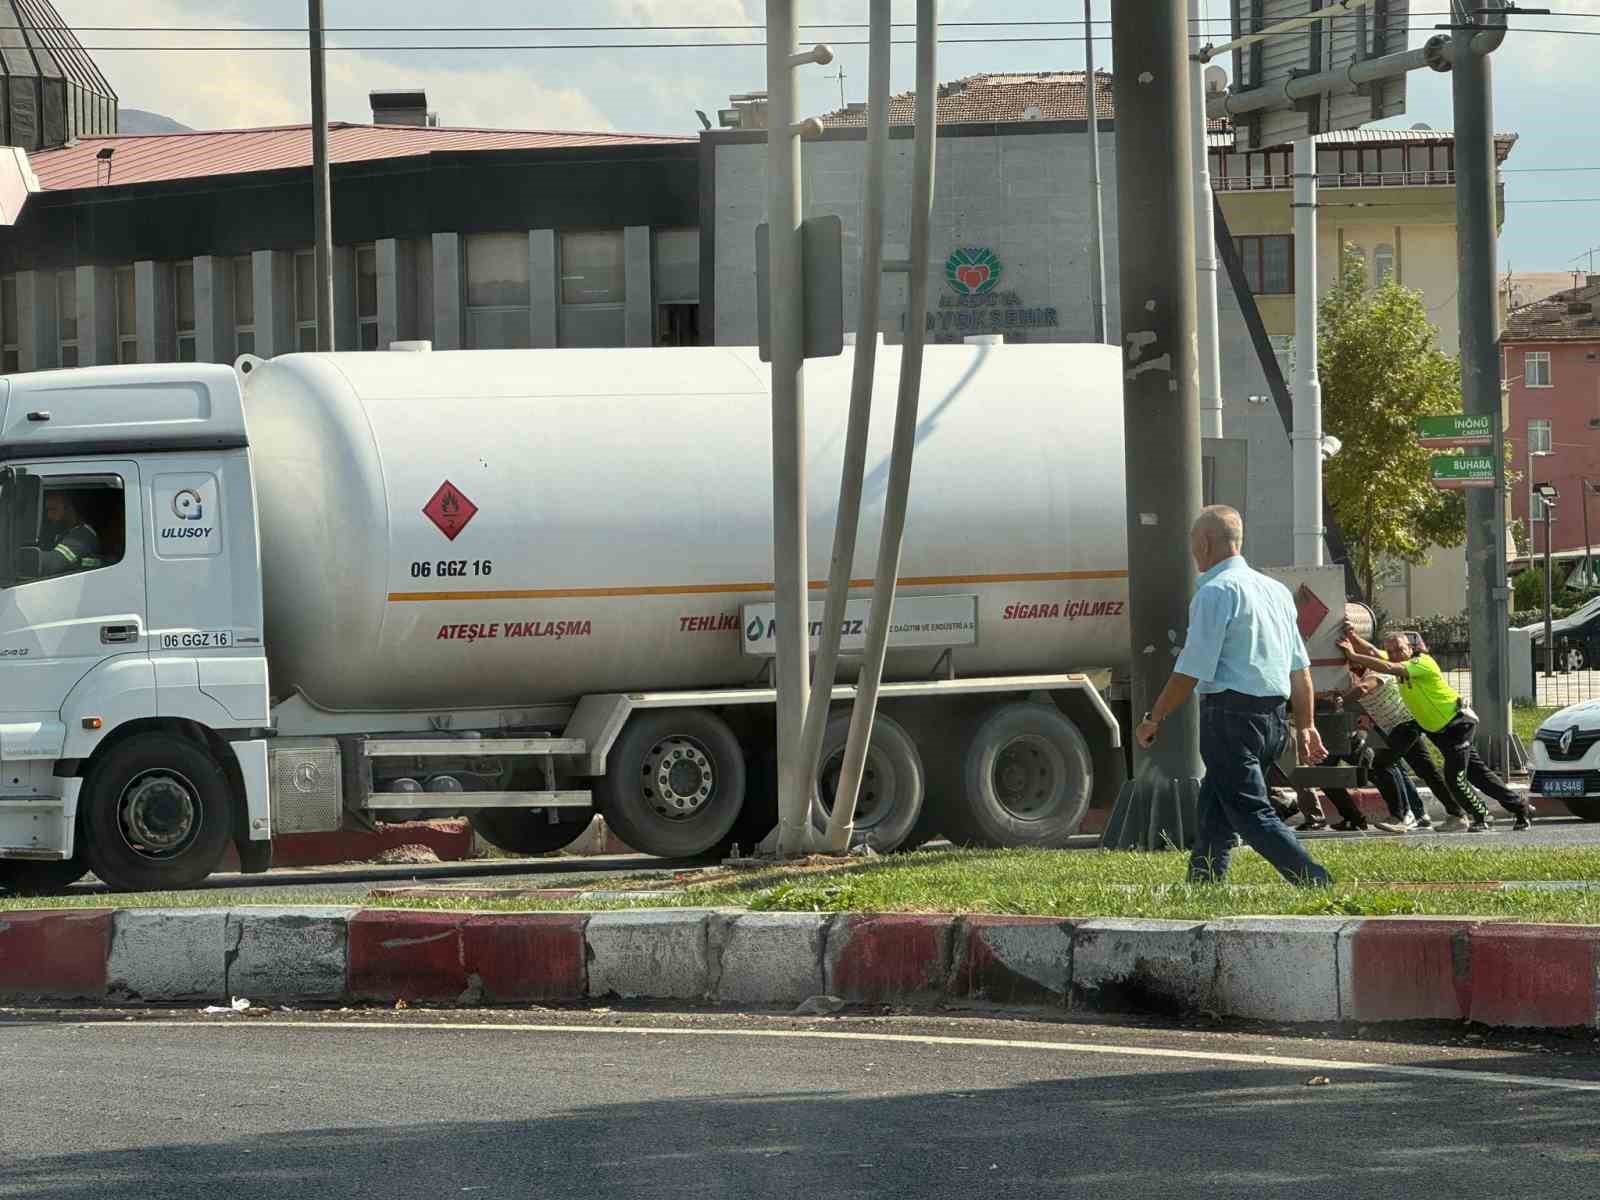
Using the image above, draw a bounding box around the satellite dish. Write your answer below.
[1204,65,1227,96]
[1022,104,1042,121]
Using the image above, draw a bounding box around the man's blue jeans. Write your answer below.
[1188,692,1333,887]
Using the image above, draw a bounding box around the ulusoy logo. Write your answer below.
[945,246,1003,296]
[172,488,204,521]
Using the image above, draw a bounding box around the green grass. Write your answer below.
[8,843,1600,923]
[1514,704,1559,745]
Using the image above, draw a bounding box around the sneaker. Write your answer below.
[1414,818,1435,831]
[1511,803,1535,832]
[1438,816,1469,833]
[1295,818,1328,832]
[1331,820,1369,832]
[1467,820,1493,833]
[1374,820,1409,833]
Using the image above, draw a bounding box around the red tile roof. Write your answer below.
[27,122,695,192]
[1504,279,1600,343]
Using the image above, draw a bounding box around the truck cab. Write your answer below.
[0,365,272,892]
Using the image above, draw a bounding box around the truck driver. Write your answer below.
[38,489,102,577]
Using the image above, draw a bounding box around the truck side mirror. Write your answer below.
[0,469,40,588]
[11,545,40,582]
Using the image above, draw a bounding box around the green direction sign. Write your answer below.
[1430,453,1496,489]
[1416,413,1494,446]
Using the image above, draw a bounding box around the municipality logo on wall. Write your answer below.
[945,247,1003,296]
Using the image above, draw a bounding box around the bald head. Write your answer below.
[1190,505,1244,571]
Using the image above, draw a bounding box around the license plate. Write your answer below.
[159,630,234,651]
[1538,775,1587,797]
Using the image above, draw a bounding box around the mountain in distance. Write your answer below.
[118,108,193,135]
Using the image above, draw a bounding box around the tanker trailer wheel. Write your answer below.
[1564,797,1600,823]
[596,710,745,858]
[469,808,593,856]
[0,857,90,896]
[956,702,1094,848]
[811,713,925,852]
[79,733,233,892]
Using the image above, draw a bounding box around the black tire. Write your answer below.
[0,857,90,896]
[79,733,233,891]
[596,709,745,858]
[954,702,1094,848]
[1565,797,1600,823]
[468,808,594,855]
[812,713,925,852]
[716,741,778,858]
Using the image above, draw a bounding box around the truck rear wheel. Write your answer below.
[954,702,1094,848]
[597,709,745,858]
[812,713,925,852]
[79,734,233,892]
[468,808,592,856]
[0,858,89,896]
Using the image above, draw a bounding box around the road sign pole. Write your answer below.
[1102,0,1205,849]
[1451,2,1515,767]
[308,0,335,351]
[1086,0,1108,345]
[1292,137,1322,567]
[1545,505,1555,677]
[1190,0,1222,437]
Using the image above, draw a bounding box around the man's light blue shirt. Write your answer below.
[1172,556,1310,698]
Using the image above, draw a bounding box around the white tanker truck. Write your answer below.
[0,342,1140,892]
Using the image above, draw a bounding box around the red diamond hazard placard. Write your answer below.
[1294,583,1330,642]
[423,480,478,541]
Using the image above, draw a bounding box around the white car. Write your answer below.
[1529,699,1600,820]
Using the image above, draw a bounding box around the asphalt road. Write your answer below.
[3,1009,1598,1199]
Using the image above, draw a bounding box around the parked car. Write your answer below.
[1525,596,1600,673]
[1529,698,1600,820]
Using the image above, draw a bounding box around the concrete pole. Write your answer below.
[1113,0,1203,786]
[308,0,335,351]
[1544,505,1555,677]
[1451,4,1514,763]
[1292,137,1323,566]
[1085,0,1107,345]
[1190,0,1223,437]
[765,0,813,857]
[824,0,938,852]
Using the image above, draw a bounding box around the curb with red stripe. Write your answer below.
[3,908,1598,1030]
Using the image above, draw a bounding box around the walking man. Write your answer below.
[1135,506,1332,886]
[1338,630,1534,832]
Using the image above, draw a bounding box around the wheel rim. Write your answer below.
[116,768,204,861]
[642,735,716,822]
[990,734,1069,820]
[817,746,895,830]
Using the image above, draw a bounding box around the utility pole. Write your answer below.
[1189,0,1222,437]
[1103,0,1204,846]
[308,0,335,351]
[1084,0,1107,344]
[1544,498,1555,676]
[1451,0,1513,767]
[1292,136,1322,565]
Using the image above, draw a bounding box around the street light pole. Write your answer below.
[308,0,335,351]
[1545,500,1556,677]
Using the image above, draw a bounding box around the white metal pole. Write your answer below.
[824,0,938,851]
[1292,136,1323,566]
[1190,0,1223,439]
[766,0,813,856]
[1085,0,1107,344]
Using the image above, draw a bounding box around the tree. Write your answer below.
[1318,244,1465,603]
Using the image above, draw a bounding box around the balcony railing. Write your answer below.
[1212,170,1461,191]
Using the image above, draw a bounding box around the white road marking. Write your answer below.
[64,1019,1600,1093]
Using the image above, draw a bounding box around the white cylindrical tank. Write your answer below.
[239,344,1130,714]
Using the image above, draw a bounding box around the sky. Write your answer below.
[56,0,1600,272]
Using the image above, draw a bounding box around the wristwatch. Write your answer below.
[1141,711,1159,726]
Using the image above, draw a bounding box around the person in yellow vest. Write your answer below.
[1338,629,1533,832]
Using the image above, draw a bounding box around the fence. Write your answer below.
[1434,645,1600,711]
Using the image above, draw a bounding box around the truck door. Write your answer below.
[0,463,147,756]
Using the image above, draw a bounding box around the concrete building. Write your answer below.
[0,92,703,368]
[703,72,1514,576]
[1503,276,1600,560]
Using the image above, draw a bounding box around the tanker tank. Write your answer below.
[238,343,1131,715]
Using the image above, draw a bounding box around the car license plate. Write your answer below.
[1538,775,1587,797]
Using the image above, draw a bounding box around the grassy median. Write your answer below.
[6,841,1600,923]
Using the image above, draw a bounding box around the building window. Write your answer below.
[175,262,196,362]
[653,228,699,347]
[233,256,255,357]
[558,230,626,348]
[1234,235,1293,295]
[464,232,531,350]
[1,274,18,372]
[1374,243,1395,286]
[1525,350,1552,388]
[57,270,78,368]
[1529,418,1553,520]
[114,266,137,363]
[294,250,318,352]
[356,244,379,350]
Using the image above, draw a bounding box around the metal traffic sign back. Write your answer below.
[1226,0,1410,150]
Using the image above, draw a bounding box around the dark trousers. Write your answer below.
[1430,714,1524,817]
[1189,692,1332,887]
[1370,756,1427,823]
[1371,721,1469,819]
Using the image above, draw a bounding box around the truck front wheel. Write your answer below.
[953,702,1094,847]
[597,710,745,858]
[80,734,233,892]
